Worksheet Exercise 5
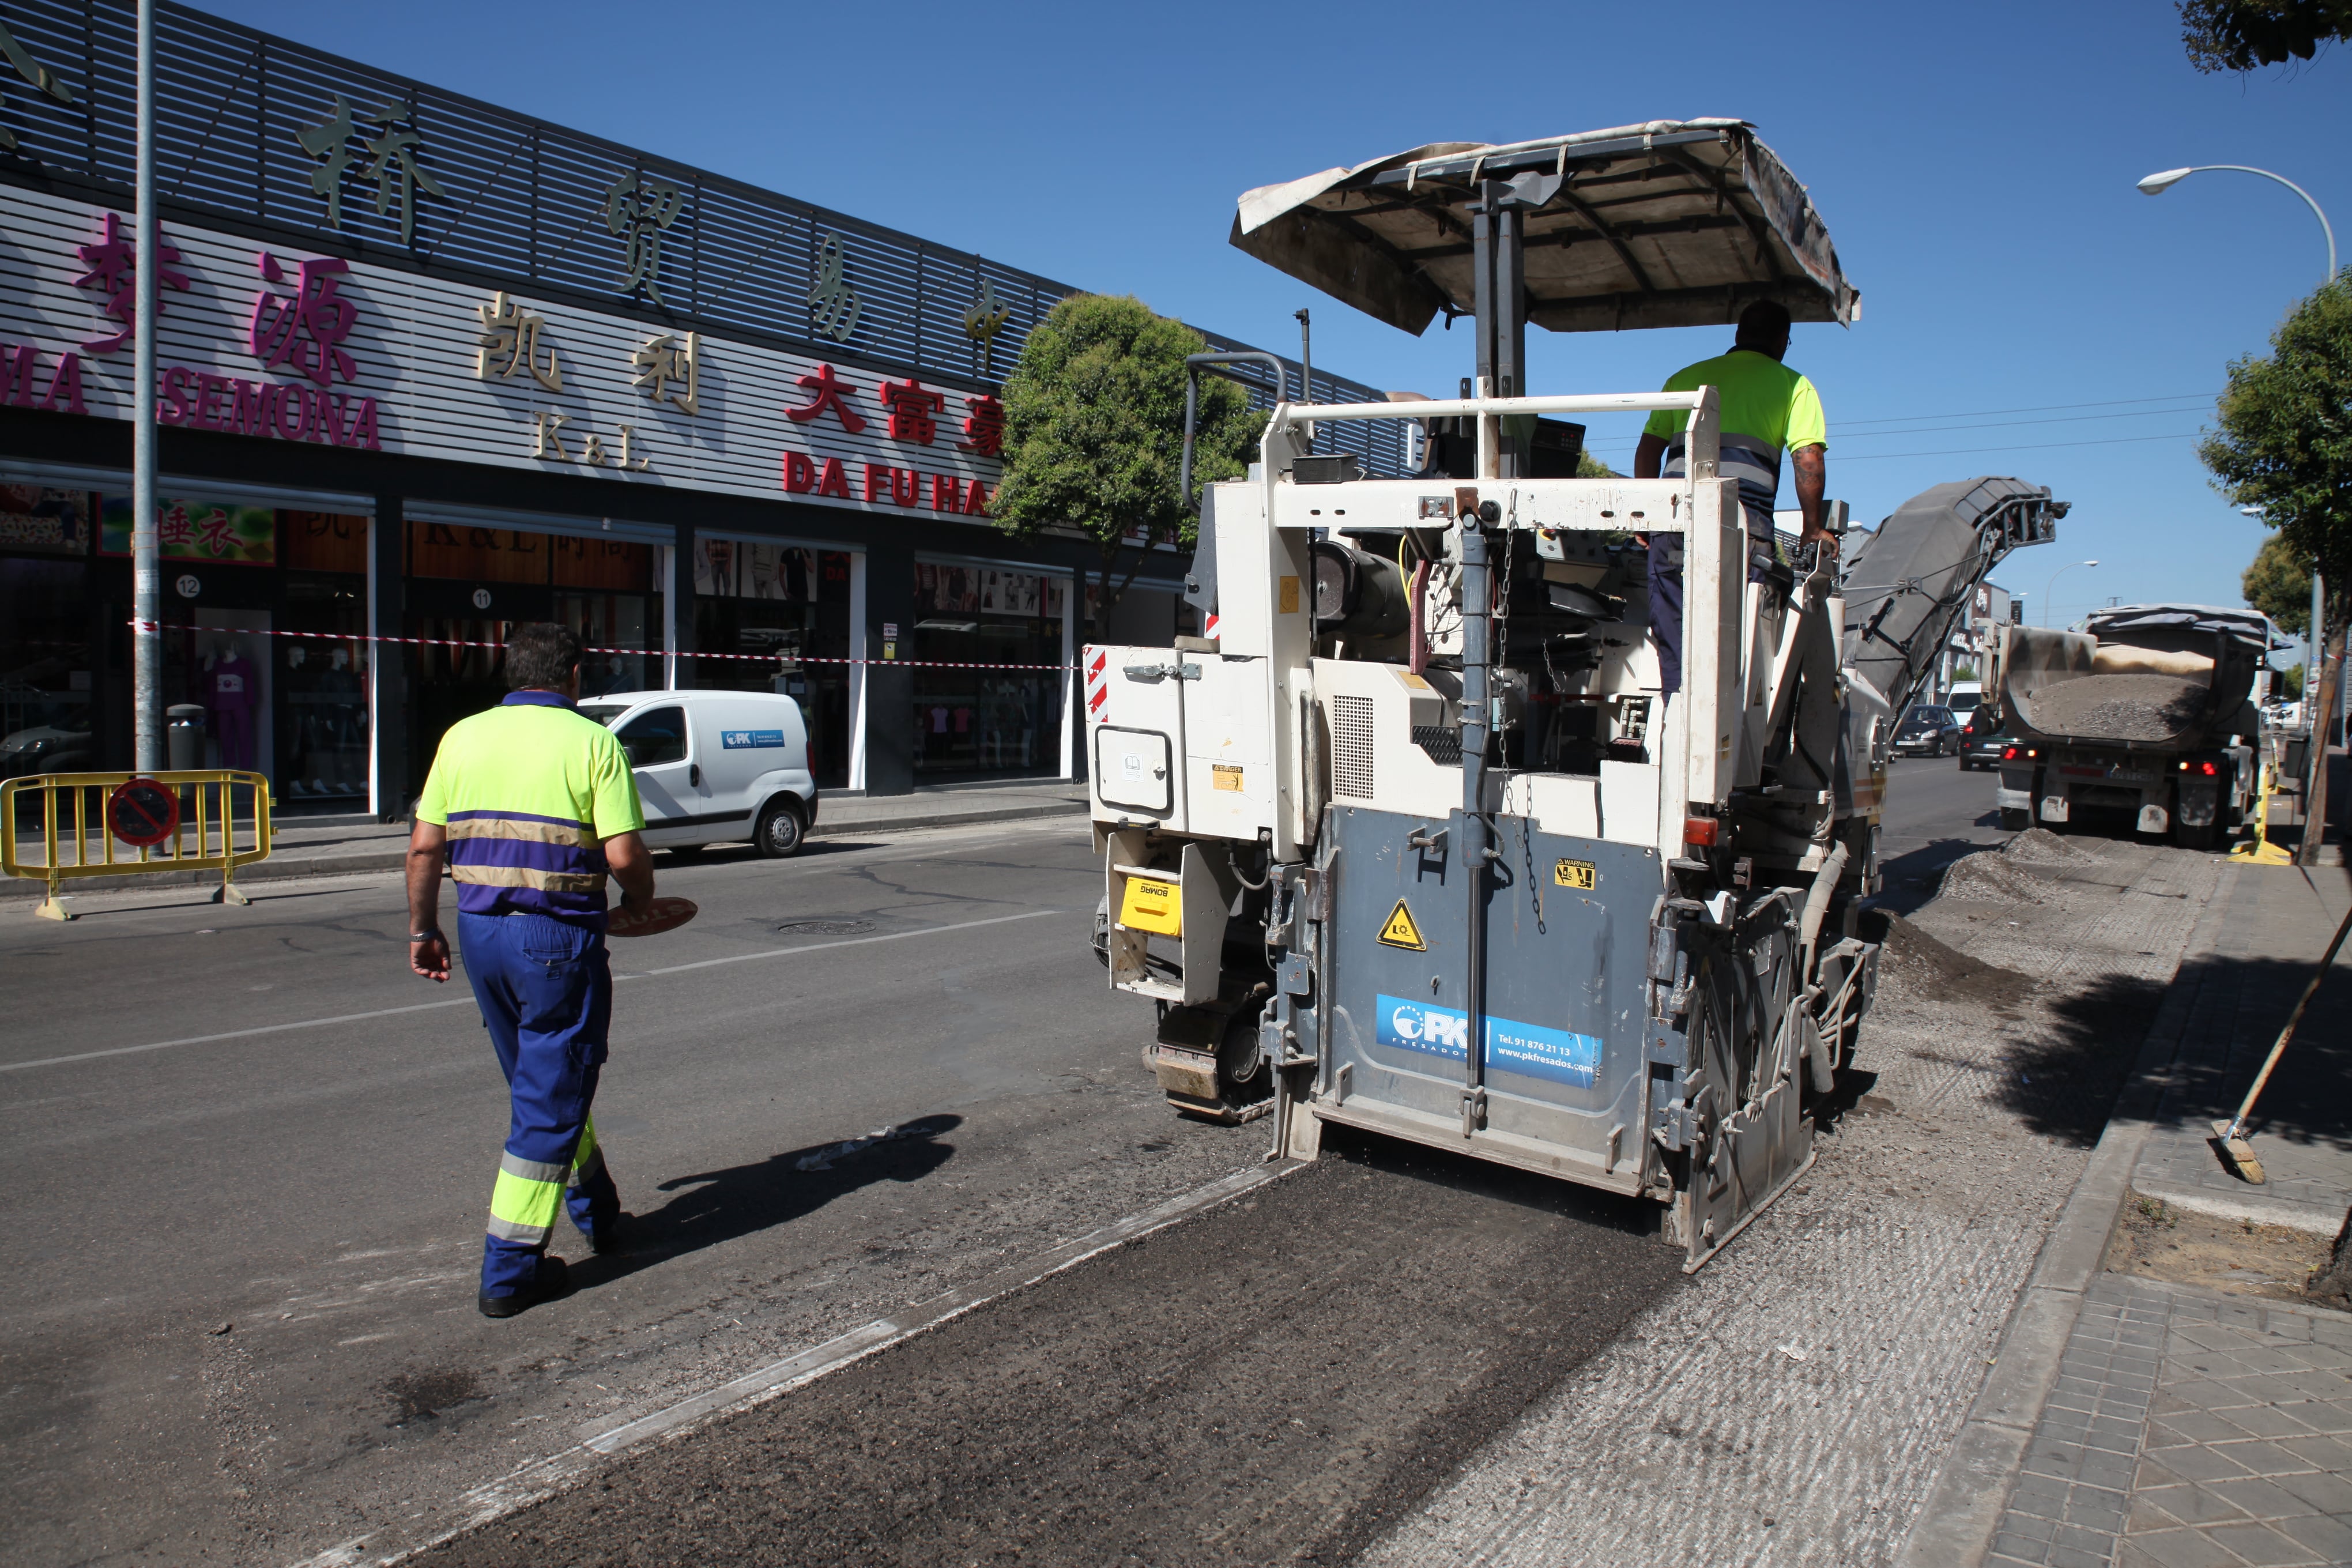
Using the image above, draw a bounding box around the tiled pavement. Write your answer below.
[1988,1276,2352,1568]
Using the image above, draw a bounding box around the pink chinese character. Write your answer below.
[958,393,1005,458]
[158,503,195,548]
[784,362,866,435]
[71,212,191,356]
[248,251,360,386]
[197,509,236,556]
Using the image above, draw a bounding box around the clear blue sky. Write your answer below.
[198,0,2348,632]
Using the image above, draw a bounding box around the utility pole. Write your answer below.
[131,0,160,772]
[2302,571,2334,866]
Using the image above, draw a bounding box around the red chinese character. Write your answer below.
[158,503,194,548]
[785,363,866,435]
[197,509,237,556]
[878,378,946,445]
[958,394,1005,458]
[71,212,191,356]
[249,251,360,386]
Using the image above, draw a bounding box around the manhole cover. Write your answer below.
[768,918,878,936]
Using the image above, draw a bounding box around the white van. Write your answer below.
[576,689,819,857]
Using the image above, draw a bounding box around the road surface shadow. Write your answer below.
[571,1114,961,1290]
[1871,835,2008,917]
[2004,972,2169,1145]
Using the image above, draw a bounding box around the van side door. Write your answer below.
[614,703,707,844]
[707,700,801,822]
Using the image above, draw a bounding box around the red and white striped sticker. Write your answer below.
[1204,611,1220,640]
[1083,644,1110,722]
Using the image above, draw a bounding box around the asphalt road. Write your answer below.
[3,763,2019,1568]
[1,818,1262,1567]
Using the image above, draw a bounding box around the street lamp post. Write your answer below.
[2138,165,2338,287]
[2042,560,2099,627]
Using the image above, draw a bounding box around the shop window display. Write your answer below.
[0,488,94,783]
[911,562,1066,779]
[692,538,851,789]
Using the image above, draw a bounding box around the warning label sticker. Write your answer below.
[1552,858,1597,889]
[1211,763,1243,791]
[1378,899,1426,950]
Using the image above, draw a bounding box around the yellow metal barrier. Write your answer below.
[1,771,276,920]
[2231,759,2294,865]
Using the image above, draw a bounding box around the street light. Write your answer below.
[2043,559,2099,627]
[2138,165,2338,286]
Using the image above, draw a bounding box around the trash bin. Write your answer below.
[167,704,207,771]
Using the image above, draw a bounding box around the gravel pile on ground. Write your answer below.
[1939,850,2057,907]
[2004,827,2100,865]
[2025,673,2207,741]
[1876,911,2035,1011]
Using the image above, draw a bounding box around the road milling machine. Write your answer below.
[1084,122,2065,1268]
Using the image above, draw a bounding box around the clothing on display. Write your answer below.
[206,649,259,770]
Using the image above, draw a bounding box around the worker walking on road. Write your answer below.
[1634,299,1835,697]
[406,623,655,1318]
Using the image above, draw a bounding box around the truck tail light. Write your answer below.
[2180,759,2219,775]
[1683,816,1719,847]
[2001,745,2019,762]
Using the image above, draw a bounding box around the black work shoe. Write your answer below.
[477,1256,572,1319]
[585,1214,635,1257]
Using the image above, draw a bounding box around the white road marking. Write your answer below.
[0,909,1062,1075]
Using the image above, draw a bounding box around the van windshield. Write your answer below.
[577,703,630,728]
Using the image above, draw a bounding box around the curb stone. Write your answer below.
[1891,861,2240,1568]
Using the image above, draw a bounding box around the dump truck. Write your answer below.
[1084,121,2060,1268]
[1995,605,2272,849]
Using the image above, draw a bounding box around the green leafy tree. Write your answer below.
[2202,275,2352,610]
[2179,0,2352,70]
[2242,530,2314,636]
[2203,272,2352,854]
[2276,661,2306,700]
[1576,451,1617,478]
[993,294,1260,635]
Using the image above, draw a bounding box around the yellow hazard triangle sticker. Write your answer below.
[1378,899,1426,951]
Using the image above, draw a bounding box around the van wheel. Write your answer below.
[754,798,806,858]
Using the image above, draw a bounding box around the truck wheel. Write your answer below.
[753,797,806,858]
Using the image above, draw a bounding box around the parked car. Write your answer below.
[1891,703,1962,760]
[575,689,819,857]
[1958,707,2008,771]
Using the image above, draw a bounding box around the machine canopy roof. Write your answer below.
[1231,120,1859,337]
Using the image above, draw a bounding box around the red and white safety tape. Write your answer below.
[125,620,1075,671]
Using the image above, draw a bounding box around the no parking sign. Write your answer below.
[107,778,180,848]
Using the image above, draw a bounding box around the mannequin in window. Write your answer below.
[206,637,259,770]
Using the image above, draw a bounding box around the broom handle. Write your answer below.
[2224,897,2352,1139]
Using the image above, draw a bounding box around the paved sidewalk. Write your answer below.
[1,777,1087,899]
[1930,857,2352,1568]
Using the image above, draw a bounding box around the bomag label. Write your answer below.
[1118,876,1182,937]
[1552,858,1597,889]
[1378,899,1427,951]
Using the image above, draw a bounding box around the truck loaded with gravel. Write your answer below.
[1994,604,2271,849]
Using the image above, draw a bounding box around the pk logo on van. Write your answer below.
[720,730,787,749]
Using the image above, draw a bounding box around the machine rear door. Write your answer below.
[1316,804,1659,1193]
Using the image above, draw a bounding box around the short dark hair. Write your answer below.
[504,622,582,691]
[1736,299,1792,347]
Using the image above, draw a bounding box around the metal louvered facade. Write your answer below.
[0,0,1408,474]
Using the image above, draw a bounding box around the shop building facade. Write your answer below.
[0,0,1404,812]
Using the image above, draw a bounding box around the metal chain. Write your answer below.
[1491,507,1544,934]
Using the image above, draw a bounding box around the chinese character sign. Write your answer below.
[99,496,277,565]
[786,362,866,435]
[475,292,564,392]
[958,394,1004,458]
[630,331,699,416]
[248,251,360,386]
[71,211,190,355]
[880,379,944,445]
[0,17,76,153]
[296,96,444,246]
[808,233,862,342]
[602,171,685,306]
[962,277,1011,378]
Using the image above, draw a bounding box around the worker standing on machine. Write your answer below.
[1633,299,1834,696]
[405,622,655,1318]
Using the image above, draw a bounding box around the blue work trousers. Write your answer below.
[459,911,620,1298]
[1648,504,1777,699]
